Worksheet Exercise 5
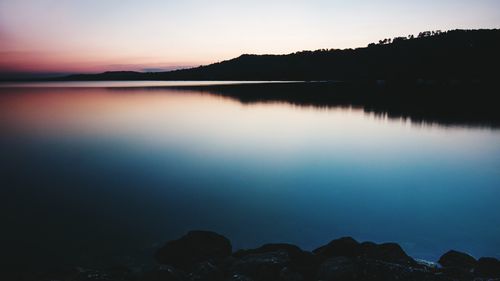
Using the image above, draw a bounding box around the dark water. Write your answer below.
[1,82,499,270]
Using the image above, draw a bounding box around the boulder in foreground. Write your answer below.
[438,250,477,269]
[17,231,500,281]
[154,230,232,270]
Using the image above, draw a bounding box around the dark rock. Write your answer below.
[140,265,186,281]
[5,267,139,281]
[317,256,444,281]
[313,237,361,260]
[314,237,415,266]
[475,257,500,278]
[279,267,304,281]
[438,250,477,269]
[359,241,377,251]
[289,251,320,280]
[235,244,318,269]
[188,261,224,281]
[437,250,478,281]
[155,231,232,270]
[227,274,254,281]
[438,266,474,281]
[234,243,318,280]
[18,231,499,281]
[229,250,290,281]
[362,242,416,265]
[37,266,82,281]
[73,268,135,281]
[234,244,303,260]
[317,256,357,281]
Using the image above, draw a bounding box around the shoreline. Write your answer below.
[9,230,500,281]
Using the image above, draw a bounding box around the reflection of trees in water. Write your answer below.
[168,82,500,129]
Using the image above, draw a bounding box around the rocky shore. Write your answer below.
[12,231,500,281]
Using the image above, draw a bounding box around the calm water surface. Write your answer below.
[1,82,499,268]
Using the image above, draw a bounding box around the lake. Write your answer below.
[1,81,499,270]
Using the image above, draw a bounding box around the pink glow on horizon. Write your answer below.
[0,51,198,73]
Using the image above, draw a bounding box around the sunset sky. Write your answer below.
[1,0,499,75]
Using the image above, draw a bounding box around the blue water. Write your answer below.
[0,83,499,268]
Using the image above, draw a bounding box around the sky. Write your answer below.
[1,0,499,75]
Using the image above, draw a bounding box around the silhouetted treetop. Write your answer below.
[62,29,500,82]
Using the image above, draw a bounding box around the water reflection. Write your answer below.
[0,85,499,270]
[168,82,500,129]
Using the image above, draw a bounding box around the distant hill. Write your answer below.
[62,29,500,82]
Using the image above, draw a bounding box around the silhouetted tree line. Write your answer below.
[368,30,445,47]
[62,29,500,82]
